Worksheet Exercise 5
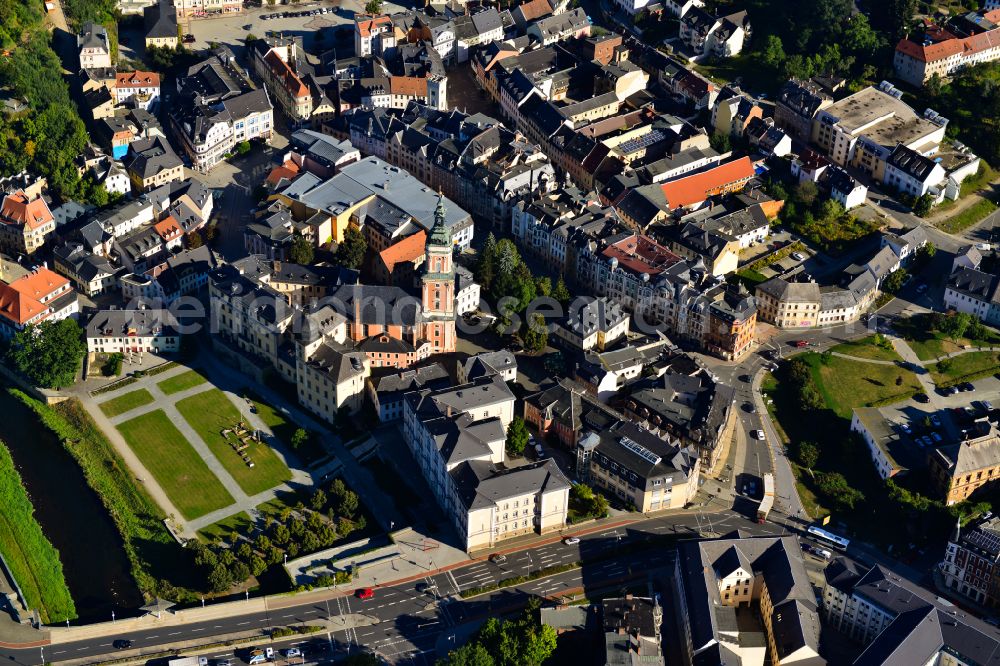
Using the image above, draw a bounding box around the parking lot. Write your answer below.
[183,0,411,56]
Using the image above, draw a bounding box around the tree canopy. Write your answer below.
[506,416,530,457]
[6,319,87,389]
[336,227,367,270]
[290,235,315,265]
[438,606,557,666]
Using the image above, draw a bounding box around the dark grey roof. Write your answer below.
[123,136,182,180]
[561,297,628,338]
[887,144,941,183]
[371,362,450,402]
[86,308,178,339]
[144,0,178,40]
[222,88,273,119]
[471,7,504,35]
[306,342,368,384]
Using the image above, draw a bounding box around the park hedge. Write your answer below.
[0,439,76,623]
[937,366,1000,390]
[9,390,192,601]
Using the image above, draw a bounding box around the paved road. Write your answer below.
[1,508,793,665]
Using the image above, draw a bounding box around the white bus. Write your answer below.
[807,525,850,551]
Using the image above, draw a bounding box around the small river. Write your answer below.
[1,389,143,623]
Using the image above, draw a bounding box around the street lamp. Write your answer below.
[111,610,116,624]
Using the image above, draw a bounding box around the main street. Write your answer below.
[1,509,792,665]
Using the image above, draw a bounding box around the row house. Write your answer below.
[894,9,1000,86]
[0,268,79,339]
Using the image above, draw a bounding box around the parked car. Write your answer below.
[356,587,374,600]
[914,392,929,403]
[285,648,302,658]
[898,423,912,434]
[753,429,766,441]
[931,432,943,443]
[985,400,995,411]
[248,650,267,665]
[916,283,929,294]
[563,536,580,545]
[960,382,975,392]
[743,402,756,413]
[791,340,810,348]
[791,252,806,261]
[182,33,195,43]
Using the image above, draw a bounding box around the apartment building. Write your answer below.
[552,297,630,352]
[774,79,832,143]
[112,71,161,108]
[0,189,57,255]
[78,23,112,70]
[944,266,1000,325]
[589,421,699,512]
[823,558,1000,663]
[678,8,750,62]
[368,362,450,422]
[123,136,184,192]
[929,422,1000,505]
[670,535,823,666]
[0,268,79,339]
[754,279,821,328]
[940,516,1000,608]
[402,374,570,551]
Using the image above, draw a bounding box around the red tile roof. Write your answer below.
[154,215,183,241]
[0,268,70,326]
[356,14,393,37]
[379,230,426,273]
[389,76,428,98]
[895,26,1000,64]
[0,282,46,326]
[266,160,301,186]
[601,234,681,276]
[116,70,160,88]
[517,0,553,22]
[0,190,54,231]
[264,50,309,99]
[660,157,754,209]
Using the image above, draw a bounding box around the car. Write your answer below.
[931,414,942,427]
[914,392,929,403]
[791,252,806,261]
[931,432,943,443]
[977,243,993,251]
[248,650,267,665]
[285,648,302,658]
[961,382,976,392]
[182,33,195,43]
[800,543,814,554]
[985,400,995,411]
[113,640,133,649]
[356,587,375,600]
[898,423,912,434]
[215,661,232,666]
[743,402,756,413]
[489,553,507,563]
[921,436,933,448]
[791,340,809,348]
[949,385,961,395]
[753,429,766,441]
[916,283,929,294]
[563,537,580,545]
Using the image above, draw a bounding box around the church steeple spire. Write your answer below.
[429,192,451,248]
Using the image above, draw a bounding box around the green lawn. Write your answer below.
[894,314,1000,361]
[117,410,235,520]
[157,370,208,396]
[175,389,292,496]
[99,388,155,418]
[937,197,999,234]
[694,55,785,96]
[828,336,903,363]
[930,351,1000,385]
[803,353,922,419]
[248,395,327,466]
[197,511,253,543]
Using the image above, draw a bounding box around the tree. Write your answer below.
[553,276,571,305]
[816,472,864,510]
[761,34,786,69]
[522,314,548,352]
[364,0,382,13]
[939,312,973,340]
[290,428,309,450]
[913,193,934,217]
[208,562,234,592]
[798,441,820,472]
[535,276,551,297]
[329,478,347,498]
[290,234,314,265]
[709,131,731,153]
[438,643,495,666]
[336,226,367,269]
[926,72,943,98]
[266,0,275,5]
[235,140,251,155]
[339,490,359,518]
[795,180,819,206]
[882,268,907,294]
[186,231,203,249]
[250,554,267,577]
[272,523,291,545]
[311,489,327,512]
[506,417,530,457]
[7,319,86,388]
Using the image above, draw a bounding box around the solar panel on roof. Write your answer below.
[618,436,661,466]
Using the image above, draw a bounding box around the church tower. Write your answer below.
[421,194,456,354]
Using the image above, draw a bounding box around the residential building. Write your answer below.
[670,535,823,666]
[53,243,120,296]
[850,407,907,480]
[678,8,750,62]
[929,422,1000,505]
[144,0,178,49]
[403,374,571,551]
[526,8,591,46]
[755,279,821,328]
[78,22,112,70]
[600,596,664,666]
[589,420,699,511]
[823,558,1000,664]
[172,0,243,17]
[112,71,161,108]
[123,136,184,192]
[368,362,451,421]
[0,189,57,255]
[940,516,1000,608]
[457,350,518,384]
[552,297,630,352]
[657,157,755,212]
[296,343,371,421]
[0,268,79,338]
[85,308,180,355]
[944,267,1000,325]
[883,143,947,199]
[774,79,832,144]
